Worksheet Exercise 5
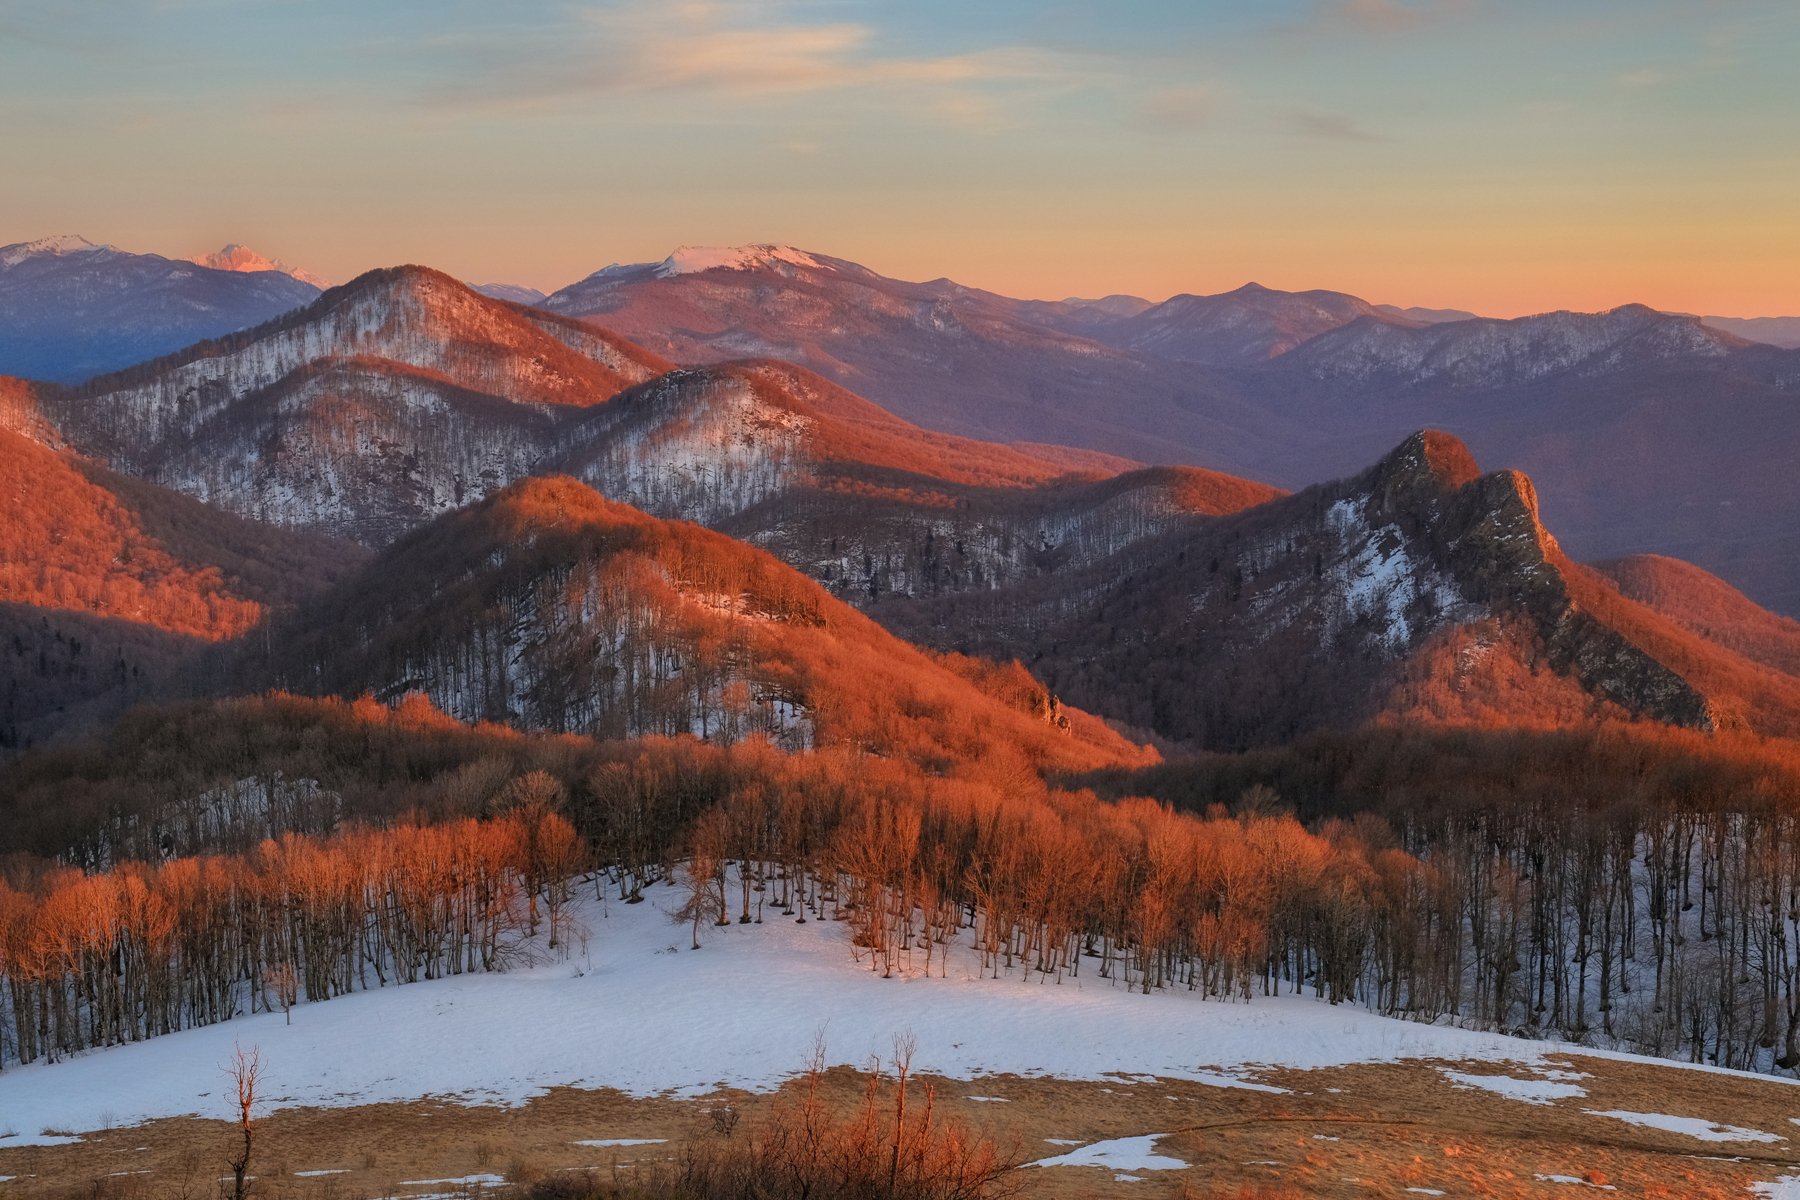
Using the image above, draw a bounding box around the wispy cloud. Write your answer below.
[1138,84,1219,133]
[1286,109,1387,141]
[419,0,1088,123]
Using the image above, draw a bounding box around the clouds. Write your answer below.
[1286,109,1387,141]
[420,0,1086,125]
[1139,85,1219,133]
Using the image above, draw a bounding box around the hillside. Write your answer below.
[0,418,359,749]
[1599,553,1800,678]
[0,235,320,383]
[238,476,1151,775]
[13,882,1800,1200]
[43,266,672,541]
[550,358,1280,595]
[881,430,1800,749]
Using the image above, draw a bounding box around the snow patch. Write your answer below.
[1322,498,1463,648]
[1534,1175,1615,1189]
[1187,1070,1288,1094]
[1440,1068,1587,1104]
[1583,1110,1783,1143]
[1026,1134,1187,1173]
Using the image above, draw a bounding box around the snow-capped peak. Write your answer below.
[655,245,822,279]
[1,234,108,267]
[189,243,330,288]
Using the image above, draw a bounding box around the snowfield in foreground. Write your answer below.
[2,882,1795,1143]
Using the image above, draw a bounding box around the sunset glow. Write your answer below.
[3,0,1795,314]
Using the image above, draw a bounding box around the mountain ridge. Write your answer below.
[0,234,321,383]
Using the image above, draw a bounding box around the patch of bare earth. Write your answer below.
[7,1054,1800,1198]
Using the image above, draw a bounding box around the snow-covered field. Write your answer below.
[2,882,1795,1146]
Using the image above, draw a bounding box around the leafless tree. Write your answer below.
[224,1042,263,1200]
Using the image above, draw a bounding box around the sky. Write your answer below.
[2,0,1796,316]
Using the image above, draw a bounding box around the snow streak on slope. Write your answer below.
[572,369,814,527]
[1322,497,1465,648]
[2,880,1789,1143]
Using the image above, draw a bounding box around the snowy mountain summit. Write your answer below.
[656,244,824,278]
[189,242,330,287]
[0,234,111,267]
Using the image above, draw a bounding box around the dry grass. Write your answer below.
[7,1052,1800,1198]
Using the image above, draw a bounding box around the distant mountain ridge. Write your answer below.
[539,245,1800,616]
[8,258,1800,757]
[9,233,1797,615]
[1697,314,1800,349]
[39,267,1272,575]
[0,234,321,383]
[1107,281,1418,365]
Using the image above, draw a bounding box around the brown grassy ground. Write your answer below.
[5,1052,1800,1198]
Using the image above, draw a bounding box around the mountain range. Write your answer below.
[535,245,1800,615]
[4,232,1796,627]
[6,261,1797,762]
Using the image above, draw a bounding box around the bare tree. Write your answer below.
[224,1043,263,1200]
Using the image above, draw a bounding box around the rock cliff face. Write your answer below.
[869,430,1795,749]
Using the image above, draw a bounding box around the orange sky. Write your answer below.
[3,0,1796,317]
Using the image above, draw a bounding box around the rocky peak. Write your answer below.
[1369,429,1483,496]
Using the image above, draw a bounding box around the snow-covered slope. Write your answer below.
[551,360,1278,597]
[1286,304,1744,387]
[0,235,321,383]
[43,266,670,541]
[2,882,1764,1142]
